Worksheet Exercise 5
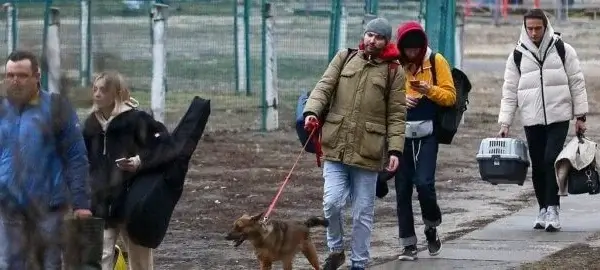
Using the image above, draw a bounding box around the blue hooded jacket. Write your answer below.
[0,90,90,211]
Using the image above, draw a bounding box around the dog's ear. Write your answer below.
[251,211,265,222]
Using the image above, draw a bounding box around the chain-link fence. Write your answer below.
[0,0,421,132]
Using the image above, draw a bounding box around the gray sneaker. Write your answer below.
[534,208,547,229]
[545,205,561,232]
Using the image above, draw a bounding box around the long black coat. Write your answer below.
[82,109,177,227]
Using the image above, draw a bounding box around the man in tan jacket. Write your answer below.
[303,17,406,270]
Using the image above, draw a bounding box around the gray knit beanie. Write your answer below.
[364,17,392,41]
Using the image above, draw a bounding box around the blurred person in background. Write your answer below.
[0,50,92,269]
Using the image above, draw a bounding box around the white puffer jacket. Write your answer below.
[498,17,588,127]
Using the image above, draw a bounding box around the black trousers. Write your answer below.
[524,121,569,209]
[394,135,441,246]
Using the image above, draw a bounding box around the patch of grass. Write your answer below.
[108,56,325,81]
[70,89,260,110]
[92,56,325,97]
[131,90,261,111]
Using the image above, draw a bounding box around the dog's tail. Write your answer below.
[304,216,329,228]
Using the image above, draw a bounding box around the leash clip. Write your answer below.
[260,216,269,224]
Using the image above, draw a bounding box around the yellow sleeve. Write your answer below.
[426,54,457,107]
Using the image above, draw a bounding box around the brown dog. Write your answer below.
[225,212,329,270]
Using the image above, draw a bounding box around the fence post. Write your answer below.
[151,3,168,123]
[234,0,250,95]
[261,1,278,131]
[4,1,17,55]
[41,0,53,91]
[46,7,60,94]
[243,0,250,96]
[338,0,347,50]
[365,0,379,15]
[80,0,91,87]
[328,0,341,61]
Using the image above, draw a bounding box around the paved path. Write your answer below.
[372,193,600,270]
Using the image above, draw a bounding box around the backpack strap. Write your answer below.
[328,48,358,108]
[513,39,566,75]
[429,53,437,86]
[554,39,566,66]
[513,49,523,74]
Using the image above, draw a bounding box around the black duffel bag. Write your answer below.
[568,163,600,195]
[567,134,600,195]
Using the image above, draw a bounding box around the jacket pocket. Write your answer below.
[341,68,360,78]
[321,113,344,148]
[371,75,387,96]
[359,122,386,160]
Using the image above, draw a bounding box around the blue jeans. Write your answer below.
[394,135,442,246]
[322,160,377,268]
[0,208,65,270]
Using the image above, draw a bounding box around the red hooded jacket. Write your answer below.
[396,21,429,70]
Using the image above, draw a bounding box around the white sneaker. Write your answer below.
[545,205,561,232]
[534,208,546,229]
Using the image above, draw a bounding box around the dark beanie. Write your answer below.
[400,30,426,49]
[364,17,392,41]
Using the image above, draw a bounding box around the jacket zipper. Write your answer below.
[525,41,554,125]
[342,59,368,161]
[539,71,548,125]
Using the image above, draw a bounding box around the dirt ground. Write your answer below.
[520,243,600,270]
[146,16,600,269]
[519,233,600,270]
[151,72,538,269]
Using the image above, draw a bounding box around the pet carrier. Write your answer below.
[476,138,530,185]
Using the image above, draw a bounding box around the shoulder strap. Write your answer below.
[554,39,566,66]
[341,48,358,74]
[513,49,523,74]
[513,40,565,75]
[429,53,437,85]
[328,48,358,110]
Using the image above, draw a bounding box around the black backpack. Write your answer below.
[513,34,566,75]
[429,53,472,145]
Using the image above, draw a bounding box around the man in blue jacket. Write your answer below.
[0,50,92,269]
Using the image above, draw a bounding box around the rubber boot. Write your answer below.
[64,217,105,270]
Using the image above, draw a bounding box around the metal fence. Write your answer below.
[0,0,423,132]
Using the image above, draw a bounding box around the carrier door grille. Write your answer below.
[488,140,507,155]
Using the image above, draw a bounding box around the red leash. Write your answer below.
[262,128,321,223]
